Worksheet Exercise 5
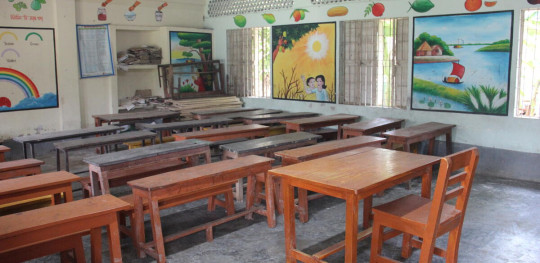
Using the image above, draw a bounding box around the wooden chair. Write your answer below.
[370,147,479,263]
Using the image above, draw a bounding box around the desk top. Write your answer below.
[139,118,232,131]
[191,108,260,117]
[174,124,269,139]
[343,118,404,132]
[269,147,440,196]
[382,122,456,138]
[242,112,320,121]
[275,136,386,162]
[92,110,179,122]
[54,131,156,150]
[0,171,80,197]
[209,109,283,120]
[280,114,360,126]
[128,155,273,192]
[13,126,122,143]
[0,195,130,238]
[219,132,321,154]
[0,145,10,153]
[83,139,210,166]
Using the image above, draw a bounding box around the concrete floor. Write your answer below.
[3,143,540,263]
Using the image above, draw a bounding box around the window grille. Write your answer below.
[208,0,293,17]
[516,9,540,118]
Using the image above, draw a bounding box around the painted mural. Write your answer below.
[411,11,513,115]
[0,27,58,112]
[272,22,336,103]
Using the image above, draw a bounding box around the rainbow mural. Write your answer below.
[0,67,40,98]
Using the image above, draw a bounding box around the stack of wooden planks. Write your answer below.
[164,96,243,119]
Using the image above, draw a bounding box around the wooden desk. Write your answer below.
[341,118,404,138]
[281,114,360,139]
[93,110,179,127]
[128,155,274,262]
[84,139,211,196]
[203,109,284,122]
[0,195,131,263]
[54,131,157,172]
[0,171,79,206]
[269,147,440,263]
[0,145,9,162]
[382,122,456,154]
[0,159,44,180]
[12,126,122,158]
[191,108,261,119]
[242,112,320,125]
[139,117,232,142]
[173,124,270,142]
[220,132,322,205]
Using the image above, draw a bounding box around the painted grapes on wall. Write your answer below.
[272,22,336,103]
[411,11,513,115]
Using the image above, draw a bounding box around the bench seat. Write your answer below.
[0,158,44,180]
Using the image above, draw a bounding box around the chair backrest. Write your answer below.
[427,147,479,234]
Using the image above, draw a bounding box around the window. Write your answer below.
[516,9,540,118]
[226,27,272,98]
[340,18,409,108]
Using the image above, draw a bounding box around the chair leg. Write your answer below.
[224,190,235,216]
[445,227,463,263]
[418,235,437,263]
[401,233,413,258]
[370,219,384,263]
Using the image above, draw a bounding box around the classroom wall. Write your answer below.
[204,0,540,156]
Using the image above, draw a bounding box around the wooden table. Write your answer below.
[0,171,80,206]
[139,117,232,142]
[84,139,211,196]
[242,112,320,125]
[202,109,284,122]
[128,155,274,262]
[281,114,360,139]
[0,159,44,180]
[382,122,456,154]
[341,118,404,138]
[220,132,322,205]
[269,147,440,263]
[54,131,157,172]
[191,108,261,119]
[0,195,131,263]
[173,124,270,142]
[93,110,180,127]
[0,145,9,162]
[12,126,122,158]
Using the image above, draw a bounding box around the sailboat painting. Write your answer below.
[411,11,513,116]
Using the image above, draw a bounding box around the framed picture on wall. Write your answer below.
[272,22,336,103]
[0,27,58,112]
[169,31,213,93]
[411,11,513,116]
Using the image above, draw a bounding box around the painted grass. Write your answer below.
[412,78,463,101]
[476,43,511,52]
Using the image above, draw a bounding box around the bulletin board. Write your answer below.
[0,27,58,112]
[76,24,115,78]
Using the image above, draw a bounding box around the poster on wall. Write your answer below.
[169,31,213,93]
[272,22,336,103]
[411,11,513,116]
[0,27,58,112]
[76,24,115,78]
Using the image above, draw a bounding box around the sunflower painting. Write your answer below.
[272,22,336,103]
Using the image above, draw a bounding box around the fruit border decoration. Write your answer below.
[291,9,308,22]
[327,6,348,17]
[234,15,247,28]
[364,2,385,17]
[408,0,435,13]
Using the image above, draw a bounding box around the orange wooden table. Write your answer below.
[269,147,440,263]
[382,122,456,154]
[0,145,9,162]
[281,114,360,139]
[341,117,404,138]
[173,124,270,141]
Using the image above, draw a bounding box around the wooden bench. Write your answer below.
[12,126,122,158]
[274,136,387,222]
[191,108,261,119]
[83,139,211,196]
[0,145,9,162]
[342,117,405,138]
[0,171,80,207]
[54,130,157,172]
[173,124,270,142]
[281,114,360,139]
[242,112,320,125]
[220,132,322,212]
[0,195,131,263]
[93,110,180,127]
[124,135,176,150]
[127,155,274,262]
[0,158,44,180]
[382,122,456,155]
[139,117,233,142]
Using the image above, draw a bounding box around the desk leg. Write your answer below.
[89,168,101,197]
[264,172,276,228]
[362,195,372,229]
[90,227,102,263]
[56,149,61,171]
[30,143,36,158]
[64,150,70,172]
[446,131,453,154]
[149,199,167,263]
[344,194,358,263]
[245,174,256,220]
[421,166,433,199]
[22,143,28,159]
[133,194,146,258]
[297,189,309,223]
[428,138,435,155]
[282,179,297,263]
[107,215,123,263]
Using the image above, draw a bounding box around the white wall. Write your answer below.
[205,0,540,154]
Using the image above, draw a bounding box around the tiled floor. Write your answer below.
[3,143,540,263]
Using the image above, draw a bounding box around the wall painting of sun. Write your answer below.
[272,22,336,103]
